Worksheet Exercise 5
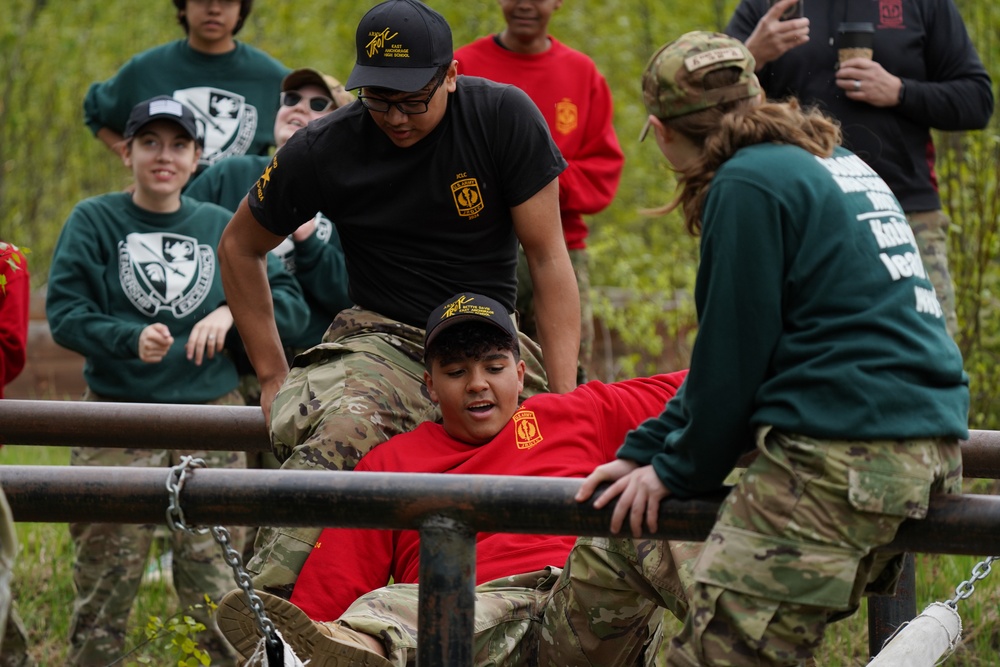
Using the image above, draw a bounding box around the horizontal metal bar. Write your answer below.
[2,399,999,479]
[0,466,997,556]
[0,400,268,451]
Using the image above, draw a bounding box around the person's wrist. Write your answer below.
[897,79,906,105]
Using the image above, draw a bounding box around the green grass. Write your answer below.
[2,446,998,665]
[0,445,218,666]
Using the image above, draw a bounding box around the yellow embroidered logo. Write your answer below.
[555,99,578,135]
[440,295,496,320]
[255,155,277,202]
[513,409,543,450]
[451,178,484,218]
[366,28,399,58]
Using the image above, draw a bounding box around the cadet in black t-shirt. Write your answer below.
[216,0,580,597]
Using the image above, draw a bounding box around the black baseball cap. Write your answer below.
[424,293,518,350]
[124,95,203,146]
[345,0,454,93]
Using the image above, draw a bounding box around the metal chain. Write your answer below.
[165,456,283,663]
[945,556,998,609]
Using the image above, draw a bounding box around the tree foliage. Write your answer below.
[1,0,998,423]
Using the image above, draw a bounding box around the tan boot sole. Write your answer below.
[217,589,393,667]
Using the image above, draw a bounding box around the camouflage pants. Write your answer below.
[248,308,549,597]
[517,246,593,384]
[908,209,957,337]
[330,430,960,667]
[665,428,963,667]
[66,389,247,667]
[326,539,700,667]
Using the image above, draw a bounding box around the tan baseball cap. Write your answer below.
[282,68,355,109]
[639,31,761,141]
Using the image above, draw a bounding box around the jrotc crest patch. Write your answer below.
[513,409,543,450]
[555,99,578,135]
[118,232,214,318]
[451,177,484,218]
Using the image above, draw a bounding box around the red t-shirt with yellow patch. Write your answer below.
[291,371,687,620]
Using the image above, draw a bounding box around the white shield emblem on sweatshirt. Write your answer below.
[119,232,214,317]
[173,87,258,167]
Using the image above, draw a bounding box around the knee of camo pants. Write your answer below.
[536,536,692,667]
[335,584,420,666]
[907,209,957,337]
[665,428,962,666]
[269,343,438,465]
[340,570,554,667]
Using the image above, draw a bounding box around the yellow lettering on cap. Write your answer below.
[685,47,745,71]
[366,28,399,58]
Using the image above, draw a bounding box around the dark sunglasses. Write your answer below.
[280,90,335,113]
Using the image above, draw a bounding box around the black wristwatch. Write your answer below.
[897,80,907,105]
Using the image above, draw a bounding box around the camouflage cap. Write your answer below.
[639,31,761,141]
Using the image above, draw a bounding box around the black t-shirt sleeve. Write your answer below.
[246,135,322,236]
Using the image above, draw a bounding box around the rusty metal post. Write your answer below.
[418,516,477,667]
[867,553,916,658]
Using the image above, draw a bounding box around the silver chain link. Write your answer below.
[165,456,281,656]
[945,555,997,609]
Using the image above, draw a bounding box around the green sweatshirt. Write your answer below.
[84,40,289,169]
[47,193,307,403]
[618,144,969,497]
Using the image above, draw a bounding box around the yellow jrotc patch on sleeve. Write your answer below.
[513,409,543,450]
[555,99,578,135]
[451,177,484,218]
[255,154,278,203]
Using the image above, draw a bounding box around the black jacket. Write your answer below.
[726,0,993,211]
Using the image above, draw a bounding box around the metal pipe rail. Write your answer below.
[5,399,1000,479]
[1,466,999,665]
[0,400,269,451]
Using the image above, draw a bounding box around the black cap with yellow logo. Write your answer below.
[345,0,453,93]
[424,293,518,350]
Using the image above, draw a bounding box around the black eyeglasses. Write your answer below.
[280,91,335,113]
[357,74,446,115]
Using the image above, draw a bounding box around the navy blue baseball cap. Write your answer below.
[424,293,518,350]
[124,96,203,146]
[345,0,454,92]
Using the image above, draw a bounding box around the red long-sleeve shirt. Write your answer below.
[455,36,624,250]
[291,371,686,621]
[0,243,30,398]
